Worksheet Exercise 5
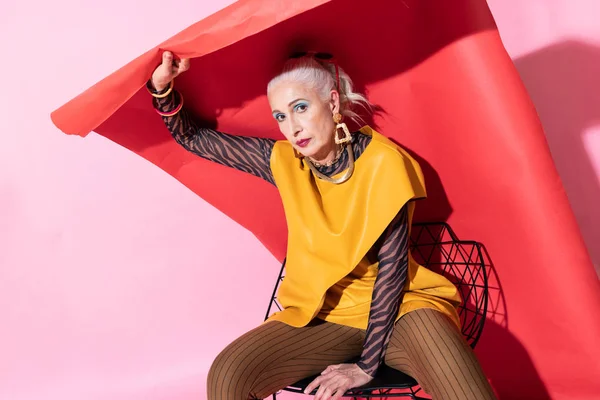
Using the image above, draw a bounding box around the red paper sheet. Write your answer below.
[51,0,600,398]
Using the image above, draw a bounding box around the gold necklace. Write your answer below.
[306,144,355,184]
[308,145,343,167]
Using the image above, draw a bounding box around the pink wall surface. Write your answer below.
[1,1,279,399]
[0,1,597,400]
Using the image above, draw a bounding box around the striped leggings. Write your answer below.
[207,308,496,399]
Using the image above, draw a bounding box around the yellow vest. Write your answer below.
[267,126,461,330]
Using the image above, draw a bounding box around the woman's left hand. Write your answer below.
[304,363,373,399]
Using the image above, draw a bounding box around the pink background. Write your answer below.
[1,1,598,399]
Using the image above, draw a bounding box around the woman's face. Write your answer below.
[268,80,340,162]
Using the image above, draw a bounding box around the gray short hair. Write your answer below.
[267,57,373,126]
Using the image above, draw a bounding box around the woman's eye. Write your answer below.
[294,103,308,113]
[275,113,285,122]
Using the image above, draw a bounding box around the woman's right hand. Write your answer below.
[150,51,190,92]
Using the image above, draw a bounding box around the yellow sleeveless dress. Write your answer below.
[266,126,461,330]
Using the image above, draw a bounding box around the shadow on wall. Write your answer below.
[513,39,600,275]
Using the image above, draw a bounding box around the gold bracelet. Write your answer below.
[148,79,174,98]
[157,93,184,117]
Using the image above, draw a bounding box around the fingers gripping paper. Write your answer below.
[51,0,600,398]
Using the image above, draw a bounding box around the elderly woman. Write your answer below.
[147,50,496,400]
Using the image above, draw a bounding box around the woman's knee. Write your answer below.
[206,322,286,400]
[207,345,256,399]
[385,308,496,400]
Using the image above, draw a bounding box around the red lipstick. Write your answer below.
[296,138,311,148]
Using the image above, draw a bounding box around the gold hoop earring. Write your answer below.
[333,113,351,145]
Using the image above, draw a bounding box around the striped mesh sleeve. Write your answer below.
[153,88,276,185]
[357,205,410,377]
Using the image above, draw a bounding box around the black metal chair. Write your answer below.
[265,222,489,399]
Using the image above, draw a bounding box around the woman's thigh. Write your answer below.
[207,319,364,400]
[384,308,497,400]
